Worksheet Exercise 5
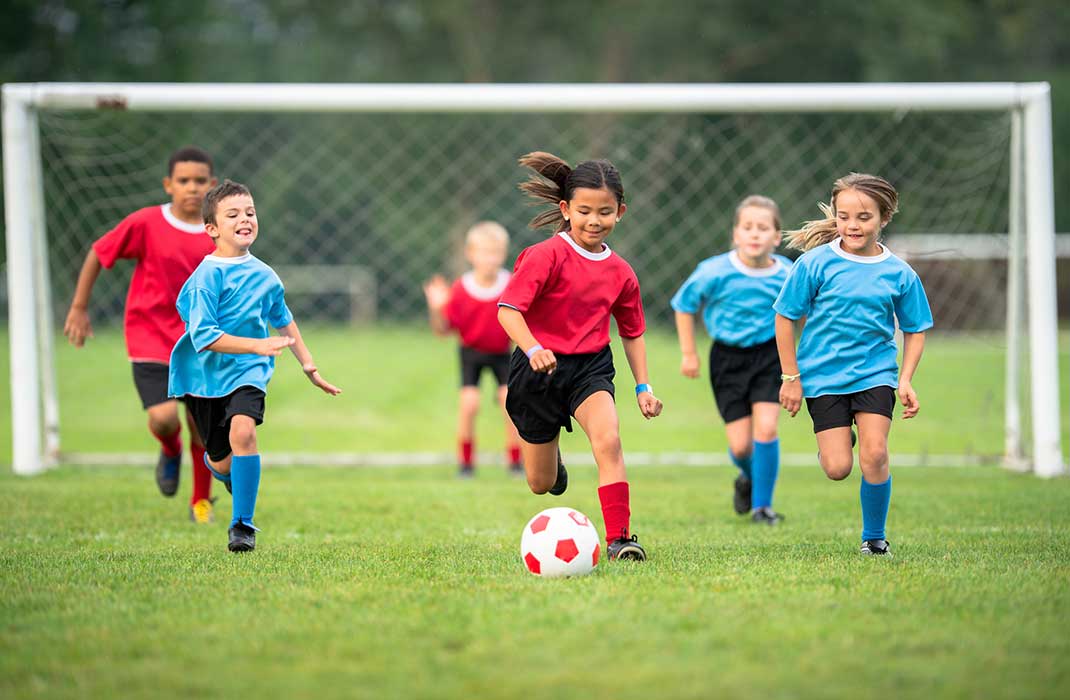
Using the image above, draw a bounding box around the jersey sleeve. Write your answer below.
[670,262,715,314]
[267,278,294,329]
[894,271,934,333]
[497,246,551,313]
[442,280,464,330]
[91,212,146,268]
[183,287,225,352]
[612,271,646,339]
[773,255,817,320]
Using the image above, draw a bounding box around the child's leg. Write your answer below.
[816,427,855,480]
[723,416,754,479]
[573,391,631,543]
[750,402,781,509]
[185,407,212,506]
[856,412,892,542]
[520,435,561,494]
[498,386,522,468]
[147,400,182,457]
[228,415,260,529]
[457,387,481,470]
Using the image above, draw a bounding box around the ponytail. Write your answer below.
[784,201,838,251]
[785,173,900,252]
[518,152,572,231]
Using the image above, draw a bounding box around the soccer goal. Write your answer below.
[2,83,1064,477]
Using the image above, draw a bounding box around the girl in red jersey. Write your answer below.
[424,221,523,477]
[498,152,663,562]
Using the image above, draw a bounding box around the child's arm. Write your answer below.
[422,275,452,336]
[275,321,342,395]
[63,249,103,347]
[497,306,556,373]
[621,334,663,419]
[775,313,803,417]
[674,311,700,378]
[204,334,295,356]
[898,331,925,419]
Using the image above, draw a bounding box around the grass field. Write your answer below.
[2,328,1069,699]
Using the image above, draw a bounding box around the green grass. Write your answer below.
[1,327,1069,698]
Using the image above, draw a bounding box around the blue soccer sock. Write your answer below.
[751,438,780,509]
[860,475,892,541]
[203,453,231,489]
[728,449,753,480]
[230,454,262,530]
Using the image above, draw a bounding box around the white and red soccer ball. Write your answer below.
[520,507,601,578]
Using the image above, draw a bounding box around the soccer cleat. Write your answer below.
[458,464,475,479]
[548,450,568,496]
[508,462,524,477]
[189,497,216,524]
[607,530,647,561]
[733,475,752,515]
[155,450,181,497]
[228,523,256,552]
[860,539,891,556]
[751,506,784,525]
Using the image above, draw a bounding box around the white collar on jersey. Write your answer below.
[461,269,510,300]
[728,249,784,277]
[829,238,892,264]
[557,231,612,261]
[204,252,253,265]
[160,203,207,234]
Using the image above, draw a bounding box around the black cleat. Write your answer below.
[228,523,256,552]
[860,539,891,556]
[733,475,752,515]
[155,450,181,497]
[458,464,475,479]
[607,530,647,561]
[548,450,568,496]
[751,506,784,525]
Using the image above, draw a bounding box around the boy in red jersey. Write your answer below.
[499,152,663,562]
[424,221,523,477]
[63,146,219,523]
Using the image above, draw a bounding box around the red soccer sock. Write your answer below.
[598,481,631,544]
[190,441,211,505]
[151,423,182,458]
[460,440,474,467]
[507,445,521,466]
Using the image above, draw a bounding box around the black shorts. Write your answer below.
[183,386,266,462]
[132,362,179,410]
[459,346,510,387]
[505,346,616,444]
[805,386,896,433]
[708,338,781,423]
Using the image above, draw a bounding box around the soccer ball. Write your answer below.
[520,507,601,578]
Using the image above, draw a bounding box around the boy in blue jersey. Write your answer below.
[774,174,932,556]
[672,195,791,524]
[169,180,341,552]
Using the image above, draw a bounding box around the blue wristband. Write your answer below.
[525,344,544,359]
[635,383,653,396]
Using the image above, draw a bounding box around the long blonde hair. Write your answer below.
[785,173,899,251]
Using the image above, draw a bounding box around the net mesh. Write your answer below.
[32,109,1012,330]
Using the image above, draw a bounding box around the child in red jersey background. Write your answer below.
[63,146,219,524]
[424,222,523,477]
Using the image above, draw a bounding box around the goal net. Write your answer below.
[3,83,1063,476]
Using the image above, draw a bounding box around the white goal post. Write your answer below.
[3,82,1064,477]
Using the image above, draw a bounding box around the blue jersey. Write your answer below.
[670,250,792,347]
[773,240,933,398]
[168,253,294,398]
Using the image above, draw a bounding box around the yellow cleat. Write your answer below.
[189,498,215,524]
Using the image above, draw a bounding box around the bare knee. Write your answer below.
[589,428,622,459]
[822,457,853,481]
[147,405,180,436]
[753,424,778,443]
[859,444,889,471]
[728,440,753,461]
[527,475,554,494]
[229,419,258,454]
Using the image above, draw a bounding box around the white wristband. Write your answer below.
[525,344,544,359]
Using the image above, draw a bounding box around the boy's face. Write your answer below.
[206,194,258,255]
[163,161,216,220]
[465,236,507,276]
[732,206,781,260]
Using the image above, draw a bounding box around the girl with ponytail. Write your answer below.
[498,151,663,562]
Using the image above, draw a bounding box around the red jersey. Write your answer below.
[92,204,216,363]
[444,270,513,354]
[498,232,646,355]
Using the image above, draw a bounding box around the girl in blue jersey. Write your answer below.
[774,174,932,556]
[672,195,791,524]
[169,180,341,553]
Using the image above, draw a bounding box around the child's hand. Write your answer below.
[680,352,699,378]
[63,307,93,347]
[779,380,803,417]
[303,364,342,395]
[898,380,919,419]
[529,348,557,374]
[637,390,663,419]
[423,275,450,310]
[254,336,296,356]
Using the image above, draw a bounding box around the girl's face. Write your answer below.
[834,188,886,256]
[559,186,626,253]
[732,206,781,263]
[207,194,258,257]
